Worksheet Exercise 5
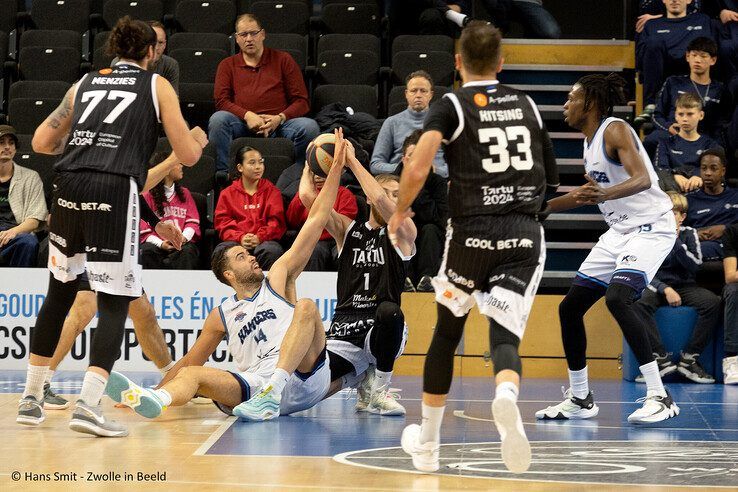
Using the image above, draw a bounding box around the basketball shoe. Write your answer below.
[492,394,531,473]
[105,372,166,418]
[43,382,70,410]
[367,388,406,416]
[17,395,45,426]
[69,401,128,437]
[355,366,375,412]
[401,424,440,472]
[677,352,715,384]
[627,389,679,424]
[535,387,599,420]
[233,384,281,421]
[724,356,738,384]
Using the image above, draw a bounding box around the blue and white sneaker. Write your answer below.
[233,384,281,421]
[105,372,165,419]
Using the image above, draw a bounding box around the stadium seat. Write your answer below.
[391,51,455,87]
[0,0,18,62]
[179,82,215,130]
[314,50,379,86]
[229,137,294,184]
[18,47,81,83]
[20,29,82,51]
[173,0,236,34]
[170,48,228,83]
[180,155,216,195]
[249,1,310,36]
[29,0,91,33]
[312,84,378,117]
[101,0,164,30]
[386,84,450,116]
[9,80,71,100]
[14,150,59,207]
[169,32,231,53]
[92,31,113,70]
[319,3,380,35]
[8,97,60,133]
[264,33,307,70]
[391,35,454,60]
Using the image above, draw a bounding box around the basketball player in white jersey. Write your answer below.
[103,129,349,421]
[535,74,680,424]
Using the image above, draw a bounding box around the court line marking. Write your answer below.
[193,416,236,456]
[333,440,738,488]
[453,410,738,432]
[395,398,738,406]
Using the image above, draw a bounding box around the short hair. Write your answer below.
[211,241,240,286]
[459,21,502,76]
[687,37,718,58]
[666,191,688,213]
[376,173,400,186]
[405,70,433,87]
[699,147,727,167]
[106,16,157,60]
[148,20,165,31]
[675,92,702,111]
[236,13,261,31]
[575,73,627,117]
[401,129,423,157]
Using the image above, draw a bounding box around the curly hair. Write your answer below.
[106,16,157,61]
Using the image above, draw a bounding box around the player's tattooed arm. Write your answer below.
[33,86,75,155]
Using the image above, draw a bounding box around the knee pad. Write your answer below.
[605,282,638,313]
[490,321,521,375]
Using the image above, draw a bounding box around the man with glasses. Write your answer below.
[112,21,179,94]
[371,71,448,179]
[209,14,319,175]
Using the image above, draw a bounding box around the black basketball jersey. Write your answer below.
[424,80,550,219]
[54,63,160,189]
[335,221,407,314]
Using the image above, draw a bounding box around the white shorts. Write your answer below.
[228,352,331,415]
[326,323,408,383]
[574,211,677,293]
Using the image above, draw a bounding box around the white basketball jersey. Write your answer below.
[583,117,672,232]
[218,279,294,377]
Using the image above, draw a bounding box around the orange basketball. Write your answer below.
[306,133,336,178]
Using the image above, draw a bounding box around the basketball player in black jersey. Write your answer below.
[389,21,559,473]
[299,142,417,416]
[17,17,207,437]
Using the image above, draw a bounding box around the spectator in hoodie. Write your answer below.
[635,190,722,384]
[286,168,358,271]
[214,146,286,270]
[140,152,201,270]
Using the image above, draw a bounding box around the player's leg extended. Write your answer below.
[18,274,81,426]
[365,301,406,415]
[233,298,326,421]
[44,290,97,409]
[129,294,174,373]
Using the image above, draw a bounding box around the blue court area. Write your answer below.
[2,371,737,486]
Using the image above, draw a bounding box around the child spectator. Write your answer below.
[214,146,286,270]
[140,152,200,269]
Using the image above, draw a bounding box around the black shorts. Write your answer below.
[434,214,546,338]
[326,311,375,348]
[47,171,142,297]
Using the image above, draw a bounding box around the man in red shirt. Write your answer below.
[208,14,319,174]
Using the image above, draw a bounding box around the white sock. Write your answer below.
[495,381,519,402]
[159,361,175,375]
[568,367,589,399]
[445,9,467,27]
[372,370,393,394]
[23,364,49,401]
[419,403,445,444]
[640,360,666,397]
[268,368,290,396]
[78,371,108,407]
[154,388,172,407]
[45,369,55,385]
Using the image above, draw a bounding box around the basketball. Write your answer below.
[306,133,336,178]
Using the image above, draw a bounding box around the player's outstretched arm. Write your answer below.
[157,76,206,165]
[298,163,353,250]
[158,308,225,387]
[270,128,348,285]
[33,86,76,155]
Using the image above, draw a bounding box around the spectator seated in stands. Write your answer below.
[721,222,738,383]
[287,165,358,272]
[0,125,47,268]
[140,152,200,270]
[641,37,726,150]
[388,1,472,39]
[209,14,319,175]
[635,0,717,122]
[636,0,702,32]
[635,191,722,384]
[715,0,738,80]
[399,130,448,293]
[371,70,448,178]
[654,93,722,191]
[214,145,286,270]
[112,21,179,94]
[480,0,561,39]
[684,148,738,260]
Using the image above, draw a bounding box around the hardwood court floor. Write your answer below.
[1,373,736,491]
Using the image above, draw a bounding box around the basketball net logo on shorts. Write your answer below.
[56,198,112,212]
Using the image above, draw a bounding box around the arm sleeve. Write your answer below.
[652,80,672,132]
[182,190,201,242]
[280,54,310,119]
[213,59,247,119]
[651,278,668,294]
[255,186,287,241]
[21,173,48,222]
[654,140,670,170]
[370,120,399,175]
[423,96,459,141]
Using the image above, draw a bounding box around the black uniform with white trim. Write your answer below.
[47,63,160,297]
[425,80,559,338]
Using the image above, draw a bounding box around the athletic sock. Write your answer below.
[268,368,290,396]
[640,360,666,397]
[159,361,175,375]
[445,10,467,27]
[153,388,172,407]
[372,370,393,394]
[23,364,49,401]
[78,371,108,407]
[495,381,519,403]
[45,369,55,385]
[568,366,589,399]
[419,402,445,444]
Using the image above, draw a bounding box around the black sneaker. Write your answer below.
[632,104,655,129]
[416,275,434,292]
[677,352,715,384]
[635,352,677,383]
[403,277,416,292]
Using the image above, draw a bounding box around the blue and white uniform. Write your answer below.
[217,279,330,415]
[574,117,676,293]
